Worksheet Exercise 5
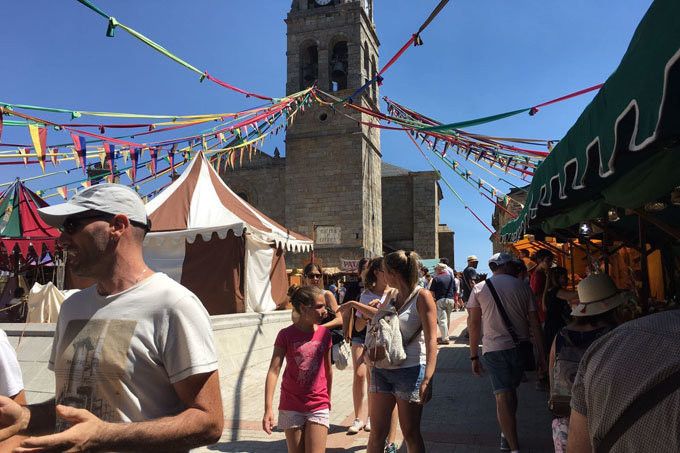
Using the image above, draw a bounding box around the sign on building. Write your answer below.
[341,259,360,274]
[315,226,342,245]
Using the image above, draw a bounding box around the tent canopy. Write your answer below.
[0,178,60,259]
[501,0,680,241]
[146,151,313,252]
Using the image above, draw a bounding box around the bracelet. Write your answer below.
[470,356,479,361]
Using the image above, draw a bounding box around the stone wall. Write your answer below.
[2,311,294,405]
[438,224,455,269]
[382,174,413,247]
[221,152,287,225]
[412,172,440,259]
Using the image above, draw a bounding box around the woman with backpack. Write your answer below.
[338,250,438,453]
[548,274,624,453]
[543,267,579,355]
[263,285,334,453]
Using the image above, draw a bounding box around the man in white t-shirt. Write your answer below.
[466,253,546,453]
[0,184,223,452]
[0,329,25,402]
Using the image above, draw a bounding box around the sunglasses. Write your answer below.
[60,212,114,235]
[306,273,322,279]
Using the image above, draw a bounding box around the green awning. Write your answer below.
[501,0,680,242]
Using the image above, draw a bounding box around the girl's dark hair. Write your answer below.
[303,262,323,277]
[547,266,568,290]
[287,284,324,313]
[534,249,554,262]
[362,257,384,289]
[384,250,421,291]
[358,257,370,275]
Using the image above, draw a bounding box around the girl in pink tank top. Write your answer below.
[263,285,333,453]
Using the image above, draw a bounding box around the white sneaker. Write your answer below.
[364,417,371,432]
[348,418,364,434]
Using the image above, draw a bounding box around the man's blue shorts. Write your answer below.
[482,348,524,394]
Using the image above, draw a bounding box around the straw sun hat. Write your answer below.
[571,273,629,317]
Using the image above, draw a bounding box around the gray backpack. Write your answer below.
[549,329,588,416]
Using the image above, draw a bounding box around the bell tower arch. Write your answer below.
[284,0,382,266]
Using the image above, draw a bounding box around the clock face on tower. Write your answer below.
[315,0,332,6]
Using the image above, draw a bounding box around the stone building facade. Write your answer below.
[221,0,454,268]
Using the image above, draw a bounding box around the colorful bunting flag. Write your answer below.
[49,148,59,166]
[0,109,3,141]
[19,148,30,166]
[129,147,138,182]
[70,133,87,173]
[28,124,48,173]
[57,186,68,200]
[81,180,92,189]
[149,147,158,175]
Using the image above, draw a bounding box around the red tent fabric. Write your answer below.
[0,179,60,264]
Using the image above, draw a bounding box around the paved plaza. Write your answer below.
[198,312,554,452]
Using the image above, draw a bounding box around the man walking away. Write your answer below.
[467,253,546,453]
[0,184,224,452]
[460,255,480,304]
[430,263,456,344]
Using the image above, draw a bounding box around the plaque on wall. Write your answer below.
[315,226,342,245]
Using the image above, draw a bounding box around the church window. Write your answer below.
[329,40,348,91]
[371,55,377,103]
[300,43,318,90]
[363,41,370,98]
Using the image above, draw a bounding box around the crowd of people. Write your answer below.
[0,182,678,453]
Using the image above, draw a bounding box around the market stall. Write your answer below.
[500,0,680,308]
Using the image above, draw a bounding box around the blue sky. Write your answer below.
[0,0,653,272]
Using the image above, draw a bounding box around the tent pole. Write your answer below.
[569,241,576,290]
[638,214,650,309]
[634,209,680,241]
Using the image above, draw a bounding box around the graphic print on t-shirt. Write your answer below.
[54,319,137,428]
[293,340,325,385]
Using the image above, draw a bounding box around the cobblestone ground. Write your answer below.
[198,312,554,452]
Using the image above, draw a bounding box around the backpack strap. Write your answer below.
[595,367,680,453]
[486,279,520,346]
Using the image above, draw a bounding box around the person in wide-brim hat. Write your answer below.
[571,273,629,317]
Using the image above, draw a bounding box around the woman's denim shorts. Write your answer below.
[369,364,425,403]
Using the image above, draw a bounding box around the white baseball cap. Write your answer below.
[488,252,514,266]
[38,183,149,228]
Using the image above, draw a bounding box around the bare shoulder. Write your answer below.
[417,288,436,307]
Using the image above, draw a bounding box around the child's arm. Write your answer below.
[324,347,333,402]
[263,346,285,435]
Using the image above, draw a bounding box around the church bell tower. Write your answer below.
[285,0,382,267]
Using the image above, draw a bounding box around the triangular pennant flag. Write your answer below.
[129,147,138,182]
[57,186,68,200]
[202,135,208,151]
[149,147,158,175]
[49,147,59,166]
[28,124,48,173]
[72,148,80,168]
[70,133,87,173]
[168,143,176,170]
[98,149,106,166]
[19,148,30,166]
[0,109,3,141]
[125,169,133,181]
[81,180,92,189]
[239,148,244,167]
[104,143,116,175]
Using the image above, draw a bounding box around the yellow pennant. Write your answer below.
[28,125,47,173]
[81,180,92,189]
[98,149,106,166]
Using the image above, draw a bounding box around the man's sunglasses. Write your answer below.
[60,211,149,235]
[305,273,322,279]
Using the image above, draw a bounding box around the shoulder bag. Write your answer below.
[485,279,536,371]
[595,367,680,452]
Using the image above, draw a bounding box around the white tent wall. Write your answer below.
[143,234,190,284]
[244,236,278,313]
